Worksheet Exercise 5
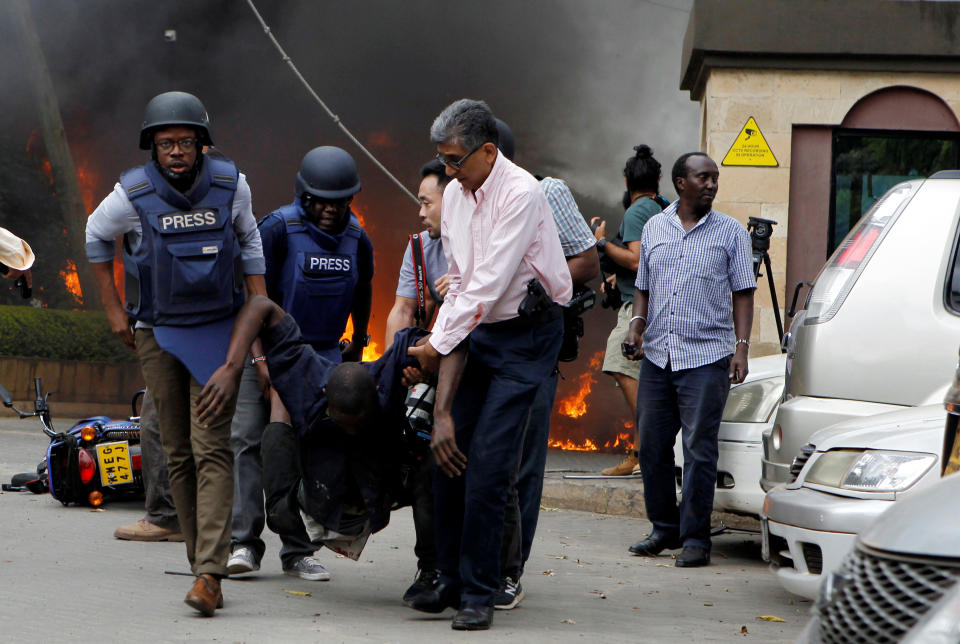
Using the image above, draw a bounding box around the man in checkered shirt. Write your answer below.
[622,152,755,568]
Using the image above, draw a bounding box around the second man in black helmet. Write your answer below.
[226,146,374,582]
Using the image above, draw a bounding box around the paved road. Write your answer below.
[0,417,808,643]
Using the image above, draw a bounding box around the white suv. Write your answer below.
[762,174,960,492]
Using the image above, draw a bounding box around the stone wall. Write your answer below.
[700,68,960,356]
[0,356,143,419]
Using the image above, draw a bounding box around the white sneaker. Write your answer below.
[227,546,260,575]
[284,555,331,581]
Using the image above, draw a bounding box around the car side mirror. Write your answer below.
[0,385,14,407]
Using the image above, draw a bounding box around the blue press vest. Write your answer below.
[267,203,362,346]
[119,156,244,326]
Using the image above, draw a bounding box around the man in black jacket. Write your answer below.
[197,295,428,559]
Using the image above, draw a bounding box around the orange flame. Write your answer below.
[74,155,97,214]
[558,371,594,418]
[342,315,382,362]
[556,351,604,419]
[59,259,84,305]
[548,437,600,451]
[350,202,368,228]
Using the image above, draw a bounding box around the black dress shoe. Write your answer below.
[629,533,681,556]
[452,602,494,631]
[408,581,461,613]
[675,546,711,567]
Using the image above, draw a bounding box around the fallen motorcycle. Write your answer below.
[1,377,145,507]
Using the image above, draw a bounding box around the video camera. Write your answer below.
[746,216,777,281]
[402,382,435,456]
[559,286,596,362]
[747,216,776,254]
[0,263,31,299]
[589,221,633,310]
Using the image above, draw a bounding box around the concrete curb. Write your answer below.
[541,474,761,531]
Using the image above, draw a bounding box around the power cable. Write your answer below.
[244,0,419,205]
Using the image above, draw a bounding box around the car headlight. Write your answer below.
[722,376,784,423]
[804,449,936,492]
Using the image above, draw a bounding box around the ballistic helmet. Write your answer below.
[295,146,362,200]
[139,91,213,150]
[495,118,515,161]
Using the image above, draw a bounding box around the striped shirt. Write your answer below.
[635,202,755,371]
[539,177,596,258]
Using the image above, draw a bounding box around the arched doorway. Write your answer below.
[830,86,960,252]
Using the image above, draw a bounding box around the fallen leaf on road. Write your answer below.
[704,602,713,606]
[542,570,555,576]
[740,625,749,634]
[589,590,607,599]
[561,619,576,625]
[284,589,312,597]
[756,615,786,623]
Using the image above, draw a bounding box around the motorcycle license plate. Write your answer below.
[96,441,133,486]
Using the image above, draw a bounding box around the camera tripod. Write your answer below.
[747,217,783,345]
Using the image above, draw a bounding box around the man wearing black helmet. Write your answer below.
[85,91,266,617]
[225,146,373,583]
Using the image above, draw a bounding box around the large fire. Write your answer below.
[556,351,603,419]
[549,350,636,453]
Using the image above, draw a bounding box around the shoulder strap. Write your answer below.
[119,166,154,202]
[409,233,428,327]
[206,157,239,193]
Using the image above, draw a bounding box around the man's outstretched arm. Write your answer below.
[426,341,468,478]
[197,294,284,423]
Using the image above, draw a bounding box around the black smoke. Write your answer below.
[0,0,695,449]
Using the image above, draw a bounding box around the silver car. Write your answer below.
[798,472,960,643]
[762,176,960,491]
[762,404,943,599]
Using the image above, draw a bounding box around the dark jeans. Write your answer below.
[410,455,437,572]
[230,362,314,566]
[139,390,180,531]
[637,356,731,550]
[499,371,558,580]
[261,422,307,539]
[433,312,563,606]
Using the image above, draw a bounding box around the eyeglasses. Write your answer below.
[155,137,198,153]
[436,144,482,170]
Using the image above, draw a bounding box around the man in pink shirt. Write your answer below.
[407,99,572,631]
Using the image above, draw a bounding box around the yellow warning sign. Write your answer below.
[721,117,778,167]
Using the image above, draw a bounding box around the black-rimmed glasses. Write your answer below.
[155,137,198,153]
[436,144,481,170]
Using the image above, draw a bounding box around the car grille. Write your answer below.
[818,546,960,643]
[788,443,816,482]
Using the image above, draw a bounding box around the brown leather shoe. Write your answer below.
[602,453,639,476]
[184,574,223,617]
[113,519,185,542]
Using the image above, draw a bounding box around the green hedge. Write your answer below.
[0,305,137,363]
